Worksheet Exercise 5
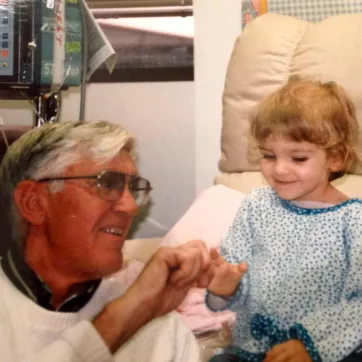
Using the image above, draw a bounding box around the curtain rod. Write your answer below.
[91,5,193,18]
[87,0,192,9]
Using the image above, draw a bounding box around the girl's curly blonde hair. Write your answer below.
[250,77,360,180]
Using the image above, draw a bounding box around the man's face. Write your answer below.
[41,150,139,279]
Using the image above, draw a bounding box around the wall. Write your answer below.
[194,0,242,193]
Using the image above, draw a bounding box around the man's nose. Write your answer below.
[112,186,139,216]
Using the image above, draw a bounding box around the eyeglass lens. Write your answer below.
[97,171,149,205]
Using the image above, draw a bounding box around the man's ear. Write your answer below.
[14,180,46,225]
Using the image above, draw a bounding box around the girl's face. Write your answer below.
[259,137,343,202]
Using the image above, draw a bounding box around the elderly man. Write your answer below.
[0,121,212,361]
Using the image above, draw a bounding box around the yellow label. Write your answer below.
[260,0,268,14]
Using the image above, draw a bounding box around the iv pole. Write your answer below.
[33,0,88,127]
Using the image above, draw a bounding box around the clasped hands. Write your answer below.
[128,239,247,319]
[158,239,248,296]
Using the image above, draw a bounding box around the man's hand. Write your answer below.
[264,340,312,362]
[94,240,213,353]
[207,248,247,297]
[127,239,214,318]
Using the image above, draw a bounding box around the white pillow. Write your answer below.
[161,185,245,249]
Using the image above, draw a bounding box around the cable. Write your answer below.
[0,118,9,149]
[79,0,88,121]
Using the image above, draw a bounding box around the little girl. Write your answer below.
[206,78,362,362]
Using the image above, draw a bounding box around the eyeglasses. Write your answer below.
[37,170,152,206]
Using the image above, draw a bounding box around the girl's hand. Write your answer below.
[207,248,248,297]
[264,340,312,362]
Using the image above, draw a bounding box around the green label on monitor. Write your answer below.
[40,0,83,87]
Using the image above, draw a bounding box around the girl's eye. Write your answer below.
[292,157,308,162]
[262,154,276,160]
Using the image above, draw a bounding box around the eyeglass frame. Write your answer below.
[36,170,152,206]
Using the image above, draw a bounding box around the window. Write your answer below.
[87,1,194,82]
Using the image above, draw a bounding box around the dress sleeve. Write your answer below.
[206,193,255,312]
